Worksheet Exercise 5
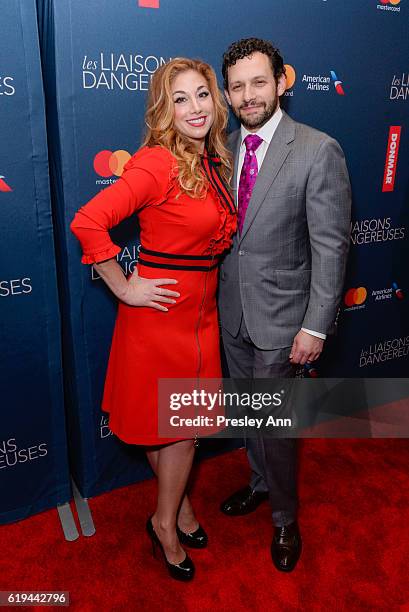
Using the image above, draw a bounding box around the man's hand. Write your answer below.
[289,330,324,365]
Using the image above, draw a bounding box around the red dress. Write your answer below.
[71,146,236,445]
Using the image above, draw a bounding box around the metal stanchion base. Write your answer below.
[57,503,79,541]
[71,479,96,537]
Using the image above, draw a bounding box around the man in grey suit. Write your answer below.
[219,38,351,572]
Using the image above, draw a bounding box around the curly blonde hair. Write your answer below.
[142,58,232,198]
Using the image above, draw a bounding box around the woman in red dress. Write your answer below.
[71,58,236,581]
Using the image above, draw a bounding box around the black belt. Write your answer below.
[138,246,221,272]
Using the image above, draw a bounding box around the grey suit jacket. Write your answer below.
[218,110,351,350]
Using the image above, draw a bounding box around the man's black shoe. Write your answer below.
[220,486,269,516]
[271,521,302,572]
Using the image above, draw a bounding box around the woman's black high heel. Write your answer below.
[176,524,208,549]
[146,517,195,581]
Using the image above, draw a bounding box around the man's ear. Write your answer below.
[277,73,287,97]
[224,89,232,106]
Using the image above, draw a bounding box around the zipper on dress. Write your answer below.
[193,240,216,447]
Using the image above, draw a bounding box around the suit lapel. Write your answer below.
[239,111,296,243]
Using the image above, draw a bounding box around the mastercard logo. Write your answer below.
[284,64,296,90]
[380,0,400,4]
[344,287,367,307]
[94,150,131,178]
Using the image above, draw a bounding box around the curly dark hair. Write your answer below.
[222,37,285,90]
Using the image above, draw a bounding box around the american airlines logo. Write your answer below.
[382,126,401,192]
[0,175,12,192]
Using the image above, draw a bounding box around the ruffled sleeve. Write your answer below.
[70,146,177,264]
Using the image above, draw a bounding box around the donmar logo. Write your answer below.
[382,126,401,192]
[94,150,131,181]
[0,175,12,192]
[138,0,159,7]
[344,287,367,308]
[330,71,345,95]
[284,64,296,97]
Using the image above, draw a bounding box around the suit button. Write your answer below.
[238,250,245,256]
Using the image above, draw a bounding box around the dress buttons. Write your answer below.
[238,250,245,256]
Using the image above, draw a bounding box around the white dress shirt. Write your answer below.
[236,106,326,341]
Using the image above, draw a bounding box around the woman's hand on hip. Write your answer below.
[122,270,179,311]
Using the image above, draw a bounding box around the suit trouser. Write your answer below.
[222,315,298,527]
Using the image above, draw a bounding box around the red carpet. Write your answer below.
[1,440,409,611]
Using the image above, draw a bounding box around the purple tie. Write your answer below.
[237,134,263,234]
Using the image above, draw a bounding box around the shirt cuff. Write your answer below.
[301,327,326,340]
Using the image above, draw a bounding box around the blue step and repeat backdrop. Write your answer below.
[1,0,408,522]
[0,0,71,523]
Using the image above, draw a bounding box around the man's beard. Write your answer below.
[235,96,278,130]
